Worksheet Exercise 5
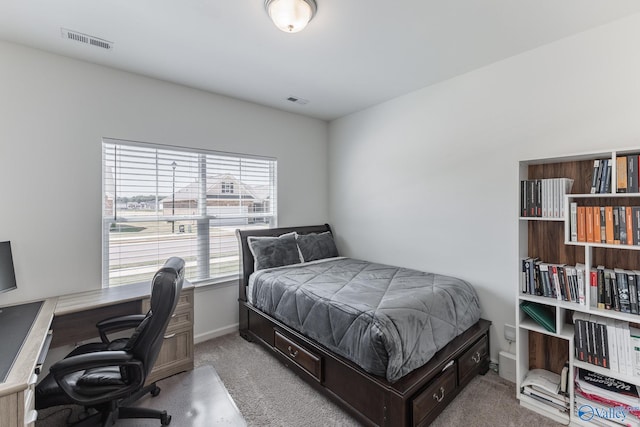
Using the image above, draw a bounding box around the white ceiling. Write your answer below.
[1,1,640,121]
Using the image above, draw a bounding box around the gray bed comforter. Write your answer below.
[248,257,481,382]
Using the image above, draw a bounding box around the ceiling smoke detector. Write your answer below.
[286,96,309,105]
[61,28,113,50]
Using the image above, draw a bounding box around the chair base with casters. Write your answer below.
[36,257,185,427]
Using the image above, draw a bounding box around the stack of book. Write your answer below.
[521,368,570,415]
[521,258,585,305]
[574,368,640,426]
[590,267,640,315]
[570,205,640,246]
[520,178,574,218]
[590,159,614,194]
[573,312,640,376]
[612,155,640,194]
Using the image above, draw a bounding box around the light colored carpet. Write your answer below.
[196,333,565,427]
[37,332,566,426]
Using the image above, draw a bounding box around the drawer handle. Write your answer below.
[472,351,481,364]
[164,333,176,339]
[432,387,445,403]
[287,345,299,358]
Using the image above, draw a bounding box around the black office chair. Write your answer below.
[36,257,185,426]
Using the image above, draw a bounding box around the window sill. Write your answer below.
[190,276,239,290]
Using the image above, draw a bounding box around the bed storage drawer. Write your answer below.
[458,335,488,387]
[411,362,457,427]
[274,330,322,381]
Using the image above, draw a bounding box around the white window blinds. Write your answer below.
[102,139,277,287]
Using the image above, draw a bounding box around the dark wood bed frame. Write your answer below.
[237,224,491,427]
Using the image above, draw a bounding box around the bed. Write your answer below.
[237,224,491,427]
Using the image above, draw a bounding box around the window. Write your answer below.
[102,139,277,287]
[221,182,234,194]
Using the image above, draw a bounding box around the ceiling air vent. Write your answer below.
[61,28,113,50]
[286,96,309,105]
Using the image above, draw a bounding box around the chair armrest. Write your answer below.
[50,351,133,376]
[96,314,146,344]
[50,351,144,406]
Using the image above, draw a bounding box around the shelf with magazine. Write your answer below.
[517,150,640,426]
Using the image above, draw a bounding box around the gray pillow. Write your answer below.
[296,231,339,262]
[248,232,302,271]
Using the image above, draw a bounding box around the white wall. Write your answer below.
[0,41,329,341]
[328,14,640,362]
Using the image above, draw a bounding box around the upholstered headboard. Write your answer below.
[235,224,332,302]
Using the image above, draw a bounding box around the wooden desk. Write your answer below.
[0,298,56,427]
[0,282,194,427]
[53,281,195,384]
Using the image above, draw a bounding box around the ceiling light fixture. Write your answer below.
[265,0,317,33]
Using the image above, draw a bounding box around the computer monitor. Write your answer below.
[0,241,17,294]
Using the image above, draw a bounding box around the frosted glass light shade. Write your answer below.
[265,0,317,33]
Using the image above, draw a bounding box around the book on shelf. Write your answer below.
[571,202,578,241]
[560,362,569,395]
[604,160,613,193]
[614,208,621,245]
[521,258,585,304]
[575,368,640,421]
[629,155,639,194]
[598,266,606,309]
[589,268,640,317]
[615,155,640,194]
[520,178,573,218]
[591,268,599,308]
[606,318,620,373]
[574,395,639,427]
[520,301,555,333]
[578,206,587,242]
[571,313,640,373]
[605,206,615,244]
[600,206,607,243]
[591,159,613,194]
[521,369,569,413]
[618,156,628,193]
[576,263,586,305]
[627,207,634,246]
[592,159,612,194]
[591,159,602,194]
[615,268,632,314]
[629,327,640,377]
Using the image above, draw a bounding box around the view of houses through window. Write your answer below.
[102,139,277,287]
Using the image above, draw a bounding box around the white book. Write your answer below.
[570,202,578,242]
[606,317,620,374]
[560,178,573,218]
[576,263,586,305]
[541,179,548,218]
[590,159,601,194]
[630,327,640,377]
[553,178,560,218]
[522,368,561,395]
[615,320,629,376]
[624,322,634,376]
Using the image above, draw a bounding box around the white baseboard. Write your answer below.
[195,323,239,344]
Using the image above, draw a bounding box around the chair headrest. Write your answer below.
[157,257,185,277]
